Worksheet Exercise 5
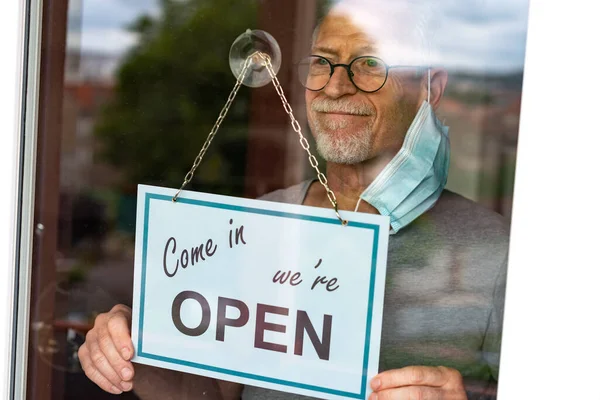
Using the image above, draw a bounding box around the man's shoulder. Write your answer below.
[434,190,509,236]
[411,189,510,251]
[257,180,313,205]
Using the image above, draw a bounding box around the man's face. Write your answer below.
[306,13,423,165]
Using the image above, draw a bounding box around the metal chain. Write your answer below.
[258,53,347,225]
[172,53,255,202]
[173,51,347,226]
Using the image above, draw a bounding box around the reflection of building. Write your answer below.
[58,51,122,253]
[440,71,523,220]
[62,51,121,192]
[62,77,116,191]
[65,51,120,84]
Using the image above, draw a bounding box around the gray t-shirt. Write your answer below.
[242,180,509,400]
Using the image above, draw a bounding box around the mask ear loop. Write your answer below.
[427,68,431,104]
[354,198,362,212]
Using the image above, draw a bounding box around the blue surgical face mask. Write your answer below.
[358,76,450,234]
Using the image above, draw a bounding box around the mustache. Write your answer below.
[311,98,375,116]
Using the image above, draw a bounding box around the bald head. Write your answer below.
[312,0,437,67]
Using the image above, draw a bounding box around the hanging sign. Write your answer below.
[131,184,390,399]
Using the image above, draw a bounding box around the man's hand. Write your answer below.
[78,304,135,395]
[369,366,467,400]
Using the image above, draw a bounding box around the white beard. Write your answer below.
[309,97,375,164]
[313,118,374,164]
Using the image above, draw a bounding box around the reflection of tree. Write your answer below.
[95,0,258,196]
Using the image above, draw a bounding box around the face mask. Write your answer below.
[357,78,450,234]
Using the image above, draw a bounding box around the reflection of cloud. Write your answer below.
[82,0,159,30]
[440,0,527,24]
[76,0,529,71]
[74,0,158,54]
[434,21,528,71]
[433,0,530,71]
[72,28,139,54]
[330,0,529,72]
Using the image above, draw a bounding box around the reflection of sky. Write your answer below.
[435,0,529,71]
[74,0,529,72]
[72,0,159,55]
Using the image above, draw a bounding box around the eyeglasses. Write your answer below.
[296,55,423,93]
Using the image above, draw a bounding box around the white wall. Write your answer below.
[498,0,600,398]
[0,0,26,398]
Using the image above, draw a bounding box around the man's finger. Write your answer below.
[372,366,449,391]
[86,330,130,390]
[79,343,124,395]
[98,321,135,382]
[369,386,444,400]
[107,306,134,360]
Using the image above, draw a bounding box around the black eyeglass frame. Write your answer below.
[298,54,428,94]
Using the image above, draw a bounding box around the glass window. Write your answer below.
[18,0,529,399]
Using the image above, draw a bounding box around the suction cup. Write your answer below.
[229,29,282,87]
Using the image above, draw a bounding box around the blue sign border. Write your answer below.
[137,192,380,399]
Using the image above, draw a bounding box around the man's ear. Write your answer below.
[420,68,447,109]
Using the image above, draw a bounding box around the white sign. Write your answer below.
[131,184,390,399]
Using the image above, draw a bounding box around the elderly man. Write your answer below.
[79,2,508,400]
